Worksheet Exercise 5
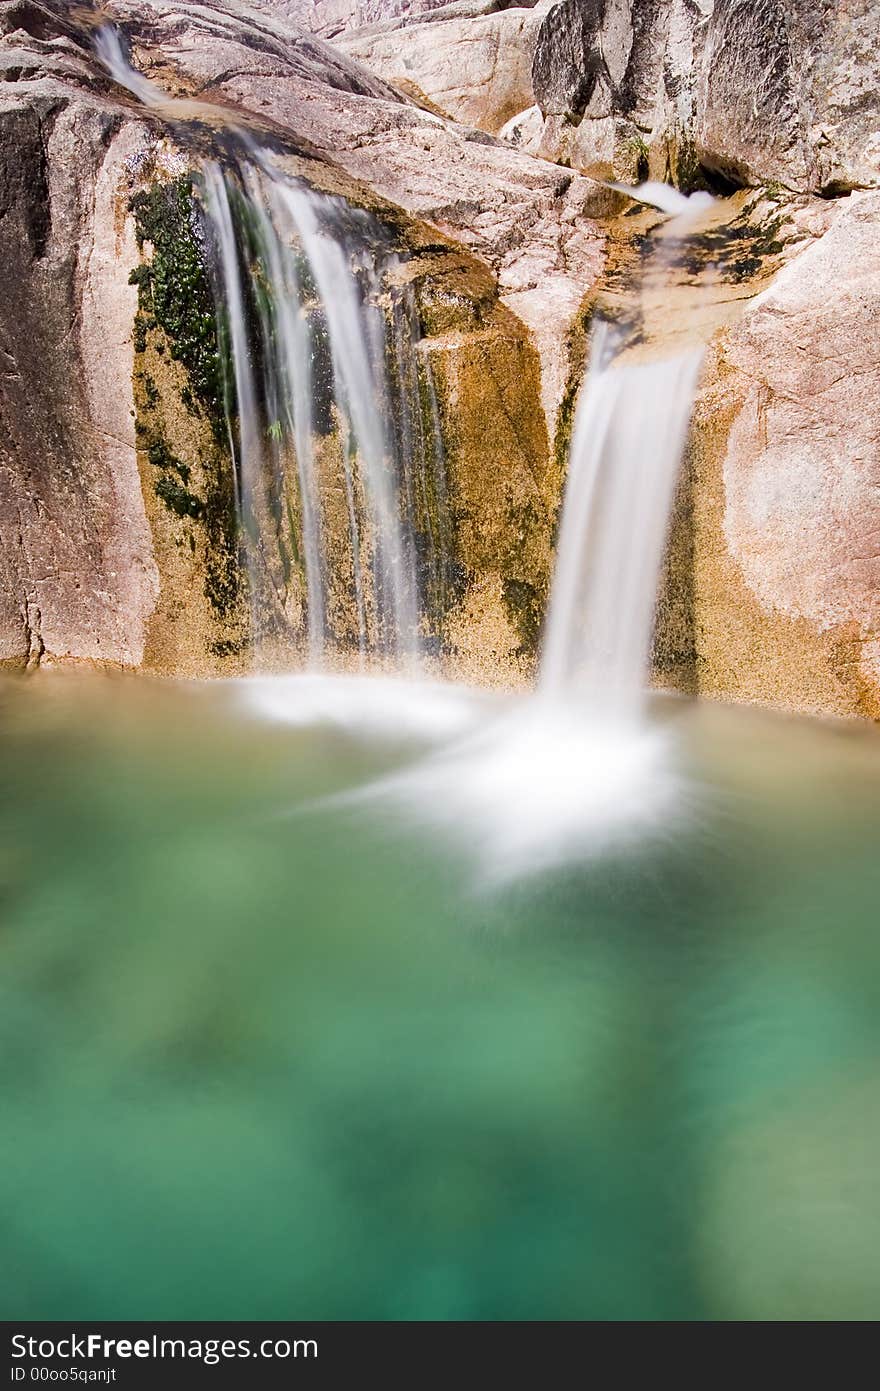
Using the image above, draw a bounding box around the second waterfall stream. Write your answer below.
[199,152,449,669]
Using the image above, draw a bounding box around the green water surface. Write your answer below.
[1,674,879,1320]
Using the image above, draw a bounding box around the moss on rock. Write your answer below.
[128,166,247,674]
[154,473,205,519]
[128,176,226,435]
[424,310,554,678]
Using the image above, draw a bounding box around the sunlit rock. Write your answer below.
[686,191,880,717]
[528,0,880,194]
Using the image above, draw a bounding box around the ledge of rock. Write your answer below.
[332,3,551,133]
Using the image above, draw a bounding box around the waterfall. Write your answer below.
[199,154,442,666]
[540,327,703,717]
[95,20,718,876]
[539,187,712,719]
[94,24,166,107]
[97,26,447,669]
[99,19,706,703]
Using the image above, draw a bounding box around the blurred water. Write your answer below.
[1,674,880,1320]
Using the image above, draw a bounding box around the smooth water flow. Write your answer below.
[98,22,710,873]
[98,27,445,668]
[348,189,714,879]
[95,25,166,107]
[98,20,705,703]
[20,14,878,1330]
[540,327,703,716]
[540,186,712,716]
[275,176,418,661]
[201,156,433,666]
[200,160,329,661]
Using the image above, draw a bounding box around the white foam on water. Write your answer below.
[239,673,488,743]
[343,697,683,884]
[238,674,684,883]
[611,180,716,228]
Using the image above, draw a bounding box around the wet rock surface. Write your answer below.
[0,7,159,669]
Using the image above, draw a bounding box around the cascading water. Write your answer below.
[540,186,713,719]
[97,26,449,670]
[539,327,704,717]
[95,24,165,107]
[200,154,430,666]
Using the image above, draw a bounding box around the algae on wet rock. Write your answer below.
[128,165,248,673]
[129,176,227,435]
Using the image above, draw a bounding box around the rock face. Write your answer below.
[114,0,606,432]
[528,0,880,194]
[109,0,606,677]
[257,0,460,40]
[0,8,159,668]
[333,4,549,133]
[307,0,880,193]
[655,191,880,717]
[1,0,880,718]
[114,1,603,291]
[698,0,880,194]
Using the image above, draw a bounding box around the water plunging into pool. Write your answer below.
[343,189,715,879]
[97,25,712,874]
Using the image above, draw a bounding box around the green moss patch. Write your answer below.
[128,172,244,628]
[128,177,226,434]
[155,474,205,520]
[148,438,191,484]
